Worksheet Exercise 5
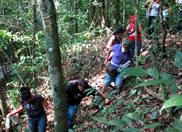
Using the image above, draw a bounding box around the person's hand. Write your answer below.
[7,113,13,118]
[104,60,108,65]
[104,98,109,105]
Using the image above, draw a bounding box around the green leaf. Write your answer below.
[166,127,181,132]
[107,119,128,127]
[147,68,159,79]
[123,67,148,77]
[92,116,108,124]
[126,112,141,120]
[174,51,182,69]
[124,128,141,132]
[144,123,162,128]
[135,79,165,88]
[160,94,182,114]
[161,73,178,93]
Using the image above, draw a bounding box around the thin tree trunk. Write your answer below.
[75,0,78,33]
[37,0,67,131]
[122,0,126,27]
[0,81,7,117]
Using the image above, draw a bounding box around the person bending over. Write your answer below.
[102,40,134,96]
[66,79,109,128]
[7,87,53,132]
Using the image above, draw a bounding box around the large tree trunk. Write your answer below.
[113,0,120,26]
[37,0,67,131]
[91,0,106,28]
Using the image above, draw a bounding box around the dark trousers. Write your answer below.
[148,16,157,35]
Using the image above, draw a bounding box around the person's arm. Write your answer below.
[98,91,109,104]
[125,24,132,36]
[148,2,153,16]
[42,100,54,110]
[7,105,24,117]
[104,46,113,64]
[107,35,115,49]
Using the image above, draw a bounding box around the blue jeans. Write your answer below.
[177,11,182,32]
[28,114,47,132]
[103,72,123,89]
[129,40,142,55]
[67,104,79,128]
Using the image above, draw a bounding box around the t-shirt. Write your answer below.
[111,44,133,69]
[20,94,45,118]
[162,9,168,18]
[150,3,160,16]
[127,23,144,41]
[66,80,97,105]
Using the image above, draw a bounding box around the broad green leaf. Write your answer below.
[166,127,181,132]
[92,117,108,124]
[135,79,165,88]
[124,128,141,132]
[144,123,162,128]
[123,67,148,77]
[122,115,131,125]
[126,112,141,120]
[107,119,127,127]
[160,94,182,114]
[147,68,159,79]
[161,73,178,93]
[174,51,182,69]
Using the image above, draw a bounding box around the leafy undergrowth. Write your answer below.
[4,33,182,131]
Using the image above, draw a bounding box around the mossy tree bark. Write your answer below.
[37,0,67,131]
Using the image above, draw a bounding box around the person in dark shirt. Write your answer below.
[7,87,53,132]
[66,79,109,128]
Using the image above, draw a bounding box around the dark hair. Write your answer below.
[79,80,90,89]
[113,27,126,35]
[20,87,31,100]
[163,3,168,7]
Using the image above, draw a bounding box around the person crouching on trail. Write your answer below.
[7,87,54,132]
[66,79,109,128]
[101,40,134,96]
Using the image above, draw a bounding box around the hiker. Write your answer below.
[7,87,53,132]
[125,15,144,55]
[176,0,182,33]
[162,3,169,34]
[101,40,134,96]
[148,0,161,35]
[66,79,109,128]
[106,27,126,61]
[144,0,154,19]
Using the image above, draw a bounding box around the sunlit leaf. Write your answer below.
[126,112,141,120]
[160,94,182,114]
[124,128,141,132]
[160,73,178,93]
[144,122,162,128]
[147,68,159,79]
[123,67,148,77]
[135,79,165,88]
[174,51,182,69]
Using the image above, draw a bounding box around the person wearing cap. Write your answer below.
[105,27,126,62]
[126,15,144,55]
[7,87,53,132]
[101,40,134,96]
[66,79,109,128]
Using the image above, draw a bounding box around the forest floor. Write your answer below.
[2,33,182,132]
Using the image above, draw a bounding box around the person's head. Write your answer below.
[78,80,89,92]
[122,40,131,53]
[156,0,160,3]
[163,3,168,9]
[130,15,135,23]
[113,27,126,38]
[20,87,32,102]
